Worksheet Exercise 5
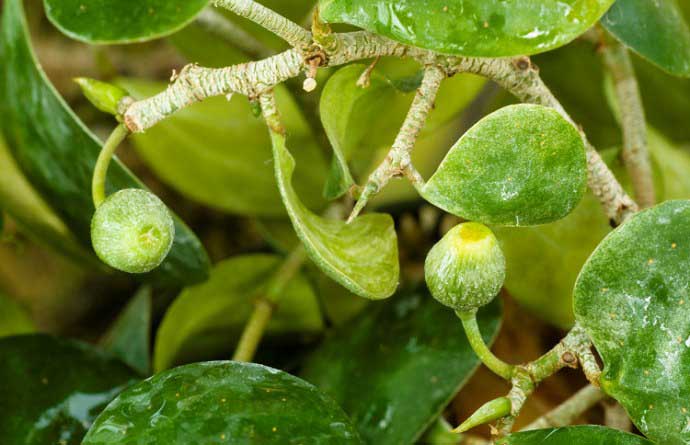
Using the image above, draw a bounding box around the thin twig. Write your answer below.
[491,324,600,435]
[348,64,445,222]
[196,7,272,59]
[213,0,312,49]
[604,401,633,432]
[600,39,655,208]
[121,29,636,225]
[522,385,604,430]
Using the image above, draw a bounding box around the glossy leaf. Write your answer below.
[602,0,690,77]
[574,200,690,445]
[154,254,323,371]
[0,0,210,286]
[320,63,485,200]
[0,293,34,338]
[0,334,138,445]
[319,64,411,200]
[101,286,152,375]
[498,426,653,444]
[44,0,208,44]
[319,0,614,57]
[301,290,502,445]
[0,134,92,264]
[423,104,587,226]
[82,361,363,444]
[271,129,399,300]
[119,79,328,217]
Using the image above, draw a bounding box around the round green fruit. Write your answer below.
[91,189,175,274]
[425,222,505,312]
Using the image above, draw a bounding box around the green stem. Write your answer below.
[457,309,515,380]
[92,124,129,208]
[232,246,306,362]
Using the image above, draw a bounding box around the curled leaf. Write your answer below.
[270,129,399,300]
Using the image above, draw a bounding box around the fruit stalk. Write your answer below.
[92,124,129,208]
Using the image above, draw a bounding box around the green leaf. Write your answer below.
[574,200,690,445]
[320,65,407,200]
[422,104,587,226]
[153,254,323,371]
[44,0,208,44]
[0,334,138,445]
[301,290,502,445]
[118,78,328,217]
[319,0,614,57]
[101,286,152,375]
[498,426,653,444]
[271,129,400,300]
[0,293,34,338]
[0,0,210,286]
[498,130,690,329]
[0,133,92,264]
[82,361,363,444]
[602,0,690,77]
[320,64,485,200]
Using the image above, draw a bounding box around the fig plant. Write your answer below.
[1,0,690,444]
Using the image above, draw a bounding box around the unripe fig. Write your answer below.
[91,189,175,274]
[425,222,505,312]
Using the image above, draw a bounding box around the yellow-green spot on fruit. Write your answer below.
[425,222,505,312]
[91,189,174,274]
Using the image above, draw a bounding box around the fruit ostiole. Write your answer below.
[81,79,175,274]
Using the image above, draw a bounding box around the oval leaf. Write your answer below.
[498,426,653,445]
[0,334,138,445]
[423,104,587,226]
[574,200,690,445]
[119,78,328,217]
[602,0,690,77]
[271,130,399,300]
[0,0,210,286]
[82,361,362,444]
[153,254,323,371]
[44,0,208,44]
[319,0,615,57]
[301,290,502,445]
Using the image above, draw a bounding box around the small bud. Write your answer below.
[91,189,175,274]
[452,397,511,433]
[74,77,128,116]
[425,222,505,312]
[303,77,318,92]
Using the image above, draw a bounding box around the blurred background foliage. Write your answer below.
[1,0,690,439]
